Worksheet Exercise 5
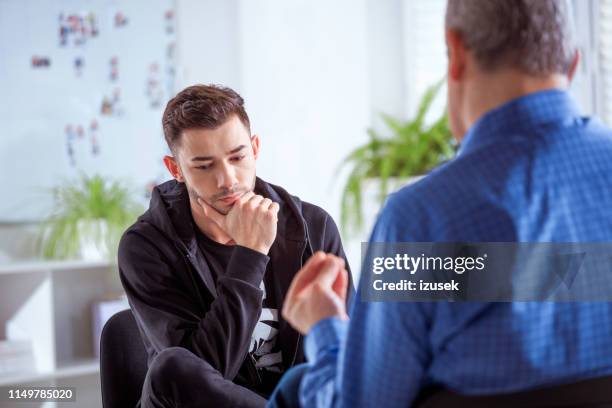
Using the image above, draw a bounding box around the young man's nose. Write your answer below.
[216,162,238,190]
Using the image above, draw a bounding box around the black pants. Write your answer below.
[140,347,267,408]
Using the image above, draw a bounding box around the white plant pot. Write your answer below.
[77,219,110,261]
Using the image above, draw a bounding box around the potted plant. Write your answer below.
[338,80,456,235]
[38,174,143,261]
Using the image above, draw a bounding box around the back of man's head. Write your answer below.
[445,0,575,75]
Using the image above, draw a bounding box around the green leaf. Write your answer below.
[337,77,455,235]
[38,174,144,261]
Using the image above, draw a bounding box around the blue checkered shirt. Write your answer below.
[299,90,612,407]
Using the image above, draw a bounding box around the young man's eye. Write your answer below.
[197,164,212,170]
[231,155,245,162]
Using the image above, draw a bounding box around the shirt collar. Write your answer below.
[458,89,582,156]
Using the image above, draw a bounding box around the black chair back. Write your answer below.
[416,375,612,408]
[100,309,148,408]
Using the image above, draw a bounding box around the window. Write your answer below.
[399,0,612,124]
[402,0,447,120]
[597,0,612,124]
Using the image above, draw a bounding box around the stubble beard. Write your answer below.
[185,177,256,216]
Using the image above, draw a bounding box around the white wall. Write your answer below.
[175,0,371,228]
[238,0,370,225]
[366,0,406,129]
[1,0,602,278]
[175,0,241,91]
[570,0,598,116]
[1,0,398,268]
[402,0,448,120]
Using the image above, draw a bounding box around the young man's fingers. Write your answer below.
[247,194,265,209]
[270,202,280,217]
[237,191,255,205]
[261,198,273,209]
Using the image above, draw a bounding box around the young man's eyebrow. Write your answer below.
[228,145,246,154]
[191,155,213,162]
[190,145,247,162]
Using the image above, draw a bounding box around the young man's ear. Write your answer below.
[250,134,261,160]
[446,29,467,82]
[163,155,184,182]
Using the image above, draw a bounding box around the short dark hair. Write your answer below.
[162,84,251,152]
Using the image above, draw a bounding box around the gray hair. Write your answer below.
[445,0,576,75]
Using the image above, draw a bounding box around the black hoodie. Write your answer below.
[118,177,352,397]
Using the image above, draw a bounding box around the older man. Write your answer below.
[270,1,612,407]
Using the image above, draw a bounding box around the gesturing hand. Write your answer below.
[198,192,279,255]
[282,251,349,335]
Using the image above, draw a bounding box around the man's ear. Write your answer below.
[446,29,467,82]
[163,155,184,182]
[250,134,261,160]
[567,49,580,83]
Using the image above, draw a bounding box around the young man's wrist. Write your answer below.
[226,245,270,286]
[235,241,271,256]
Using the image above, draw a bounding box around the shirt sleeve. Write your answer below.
[298,196,435,407]
[299,318,348,408]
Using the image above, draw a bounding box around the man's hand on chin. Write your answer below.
[198,191,279,255]
[282,251,350,335]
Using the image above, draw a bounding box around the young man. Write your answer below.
[118,84,351,408]
[271,0,612,407]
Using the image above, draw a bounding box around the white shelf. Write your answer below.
[0,260,111,276]
[0,359,99,386]
[0,258,121,391]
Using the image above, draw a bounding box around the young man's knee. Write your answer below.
[148,346,222,387]
[149,347,196,379]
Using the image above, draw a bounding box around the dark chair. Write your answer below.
[415,375,612,408]
[100,309,148,408]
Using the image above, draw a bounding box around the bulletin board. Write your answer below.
[0,0,177,221]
